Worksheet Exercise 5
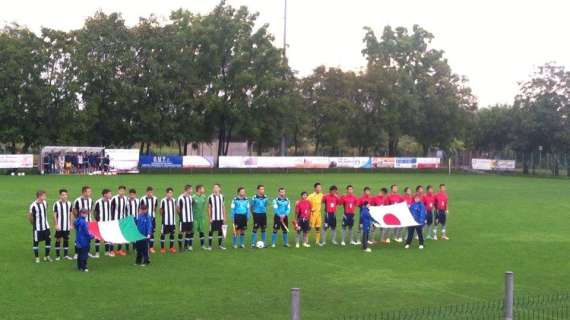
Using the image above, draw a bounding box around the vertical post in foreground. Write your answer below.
[504,271,514,320]
[291,288,300,320]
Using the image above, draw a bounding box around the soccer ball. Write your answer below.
[256,241,265,249]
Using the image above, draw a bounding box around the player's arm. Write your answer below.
[208,199,213,223]
[27,209,33,224]
[160,201,165,220]
[222,199,226,222]
[285,199,291,216]
[53,206,60,231]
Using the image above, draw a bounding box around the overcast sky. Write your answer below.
[2,0,569,106]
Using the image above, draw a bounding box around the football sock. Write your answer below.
[95,240,100,252]
[45,239,51,256]
[261,231,267,242]
[217,232,223,246]
[239,234,244,246]
[271,232,277,245]
[189,232,194,247]
[178,234,184,249]
[208,231,213,246]
[341,228,346,243]
[169,233,175,248]
[283,232,288,245]
[315,228,321,243]
[63,239,69,256]
[160,234,165,249]
[232,235,237,247]
[331,229,337,242]
[199,232,205,246]
[251,232,257,246]
[55,240,61,257]
[33,241,39,257]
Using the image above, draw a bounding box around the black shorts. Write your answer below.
[297,218,310,232]
[342,214,355,228]
[211,220,224,232]
[253,213,267,230]
[324,213,337,229]
[233,214,247,230]
[426,209,434,225]
[161,224,175,234]
[33,229,51,242]
[55,230,70,239]
[436,210,447,226]
[179,222,193,233]
[273,215,289,232]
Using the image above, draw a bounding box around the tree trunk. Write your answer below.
[256,142,263,156]
[139,142,144,155]
[11,141,16,154]
[293,127,299,156]
[422,144,429,156]
[183,141,188,156]
[314,139,320,156]
[217,124,225,158]
[177,140,182,156]
[145,142,150,155]
[388,136,399,157]
[522,152,529,174]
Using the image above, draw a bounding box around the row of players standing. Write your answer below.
[28,182,449,263]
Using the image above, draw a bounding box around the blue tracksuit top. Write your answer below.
[74,216,92,248]
[135,213,153,237]
[273,197,291,217]
[409,201,427,225]
[251,194,269,214]
[231,196,250,218]
[360,206,372,231]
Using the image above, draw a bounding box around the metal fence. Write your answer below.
[289,272,570,320]
[333,294,570,320]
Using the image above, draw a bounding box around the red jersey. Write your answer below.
[403,194,413,206]
[422,192,436,211]
[371,194,388,206]
[322,193,340,214]
[358,194,372,208]
[340,194,358,215]
[295,199,312,219]
[386,193,404,205]
[435,192,448,210]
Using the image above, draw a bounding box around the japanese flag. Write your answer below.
[369,202,420,228]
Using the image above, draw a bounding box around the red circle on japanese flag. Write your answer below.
[383,213,401,226]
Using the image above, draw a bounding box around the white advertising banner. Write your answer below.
[219,156,372,169]
[105,149,139,173]
[472,159,516,171]
[0,154,34,169]
[182,156,215,168]
[472,159,496,171]
[416,157,441,169]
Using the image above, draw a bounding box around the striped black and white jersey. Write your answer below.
[29,200,49,231]
[111,195,127,220]
[208,193,225,221]
[53,200,72,231]
[73,197,93,222]
[160,197,176,226]
[177,194,193,223]
[140,195,158,218]
[126,197,140,217]
[94,198,113,222]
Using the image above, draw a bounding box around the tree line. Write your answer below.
[1,1,569,175]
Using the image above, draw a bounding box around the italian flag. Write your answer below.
[88,216,146,244]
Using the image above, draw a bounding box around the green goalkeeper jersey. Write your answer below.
[192,194,207,222]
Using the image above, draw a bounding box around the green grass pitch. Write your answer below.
[0,172,568,319]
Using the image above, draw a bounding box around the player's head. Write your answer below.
[404,187,411,195]
[146,186,154,196]
[363,186,371,195]
[81,186,92,197]
[346,185,353,194]
[278,187,286,197]
[439,184,446,192]
[213,183,221,194]
[361,200,369,207]
[237,186,246,197]
[416,185,424,193]
[301,191,308,199]
[59,188,68,201]
[128,188,137,197]
[381,187,388,195]
[390,184,398,193]
[257,184,265,196]
[427,185,434,193]
[184,184,192,193]
[165,187,174,197]
[102,188,112,199]
[118,185,126,196]
[329,185,338,194]
[314,182,321,193]
[36,190,46,201]
[79,208,89,217]
[196,184,205,194]
[139,202,147,214]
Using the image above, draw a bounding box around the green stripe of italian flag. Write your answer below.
[89,216,145,244]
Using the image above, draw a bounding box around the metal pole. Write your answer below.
[504,271,514,320]
[291,288,300,320]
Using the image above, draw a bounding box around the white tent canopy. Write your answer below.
[41,146,104,154]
